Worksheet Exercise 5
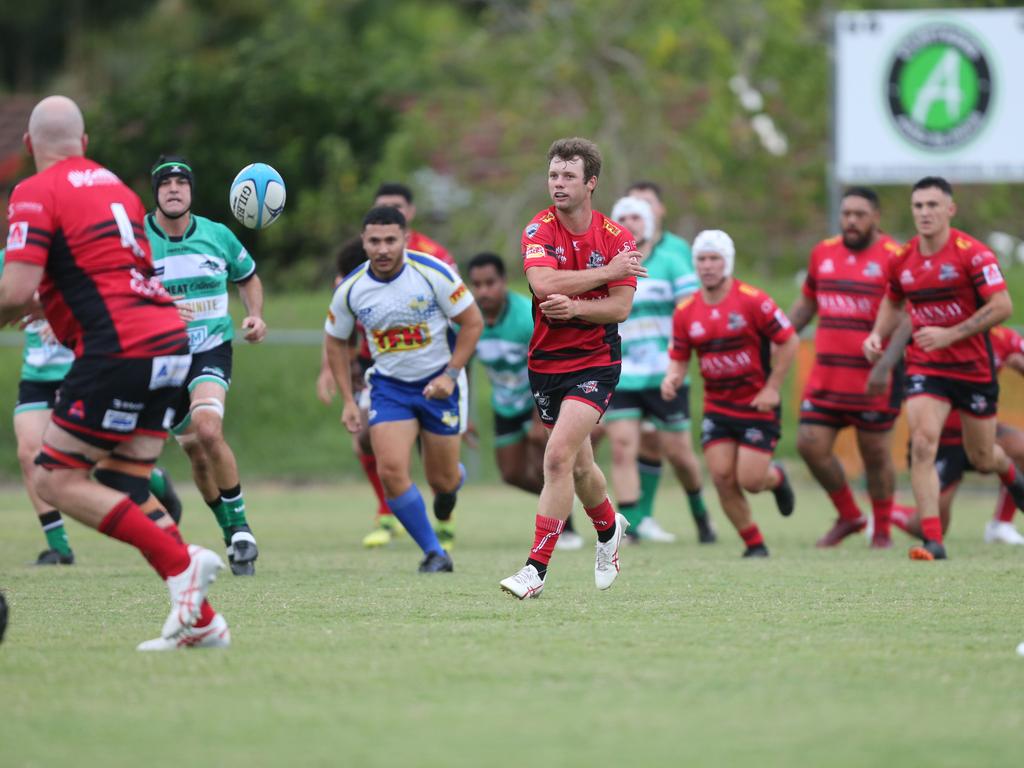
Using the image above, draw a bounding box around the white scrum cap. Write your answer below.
[692,229,735,277]
[610,195,654,243]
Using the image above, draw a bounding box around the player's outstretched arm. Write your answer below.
[526,251,646,301]
[324,333,361,433]
[0,261,44,326]
[928,289,1013,350]
[788,293,817,334]
[237,274,267,343]
[540,285,634,325]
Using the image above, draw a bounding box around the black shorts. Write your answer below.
[701,412,780,454]
[799,401,898,432]
[905,373,998,417]
[15,379,62,414]
[528,364,619,428]
[935,443,972,491]
[605,384,691,431]
[494,408,534,447]
[51,351,192,449]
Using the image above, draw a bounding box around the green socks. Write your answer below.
[220,484,248,529]
[39,510,72,556]
[687,489,708,520]
[619,501,643,532]
[636,457,663,521]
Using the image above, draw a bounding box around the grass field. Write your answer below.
[2,476,1024,767]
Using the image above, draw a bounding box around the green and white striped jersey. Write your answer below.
[147,213,256,353]
[476,291,534,417]
[618,232,697,391]
[0,248,74,382]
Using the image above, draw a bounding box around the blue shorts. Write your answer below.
[367,369,466,436]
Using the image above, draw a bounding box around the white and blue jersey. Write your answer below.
[325,250,475,434]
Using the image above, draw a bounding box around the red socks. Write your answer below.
[99,498,190,578]
[871,497,893,538]
[890,503,915,533]
[828,485,863,522]
[920,515,943,544]
[995,487,1016,523]
[359,453,391,517]
[740,524,764,548]
[584,498,616,532]
[529,515,564,566]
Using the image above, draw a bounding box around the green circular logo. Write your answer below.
[887,25,991,150]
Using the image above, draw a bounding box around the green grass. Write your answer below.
[2,477,1023,767]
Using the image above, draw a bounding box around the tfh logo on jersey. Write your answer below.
[6,222,28,251]
[373,324,431,353]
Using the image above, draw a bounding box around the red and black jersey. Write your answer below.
[521,206,637,374]
[5,157,185,359]
[886,228,1006,384]
[407,231,456,271]
[669,279,795,422]
[943,326,1024,444]
[802,233,903,411]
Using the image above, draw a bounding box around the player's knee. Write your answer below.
[16,441,38,472]
[543,445,575,478]
[796,431,825,463]
[737,471,766,494]
[709,465,737,490]
[965,445,996,473]
[193,416,224,452]
[910,432,938,465]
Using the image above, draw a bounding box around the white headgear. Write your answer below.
[692,229,735,277]
[611,196,655,243]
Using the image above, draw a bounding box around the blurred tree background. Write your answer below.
[2,0,1023,282]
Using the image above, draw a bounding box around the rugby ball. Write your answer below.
[229,163,286,229]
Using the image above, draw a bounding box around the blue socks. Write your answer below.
[388,484,444,555]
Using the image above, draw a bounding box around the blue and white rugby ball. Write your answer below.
[229,163,286,229]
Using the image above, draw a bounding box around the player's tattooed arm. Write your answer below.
[866,316,911,396]
[787,293,817,334]
[526,252,646,301]
[949,290,1012,344]
[541,285,634,324]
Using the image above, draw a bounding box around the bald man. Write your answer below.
[0,96,230,650]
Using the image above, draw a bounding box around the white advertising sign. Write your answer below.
[835,9,1024,183]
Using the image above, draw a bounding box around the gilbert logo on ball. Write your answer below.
[229,163,286,229]
[886,23,992,151]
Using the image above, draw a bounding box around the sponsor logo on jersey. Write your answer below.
[373,324,431,353]
[744,427,764,444]
[939,263,959,281]
[727,312,746,331]
[449,284,468,305]
[541,212,555,224]
[774,309,792,329]
[863,261,882,278]
[101,408,140,433]
[689,321,706,337]
[150,355,192,389]
[700,350,753,376]
[907,374,925,394]
[9,201,43,216]
[525,243,546,259]
[199,258,224,273]
[760,301,773,314]
[68,400,86,420]
[971,254,984,267]
[586,252,604,269]
[983,263,1004,287]
[6,222,28,251]
[820,258,835,274]
[327,309,336,324]
[66,168,121,188]
[819,293,874,315]
[577,380,599,394]
[911,302,965,324]
[603,219,621,236]
[111,399,144,411]
[525,223,540,239]
[971,393,988,413]
[408,294,431,313]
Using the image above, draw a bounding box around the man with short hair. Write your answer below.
[605,194,713,544]
[466,251,583,550]
[147,155,266,575]
[0,96,227,649]
[864,176,1024,560]
[663,230,799,557]
[373,182,456,269]
[499,136,647,599]
[325,206,483,573]
[788,187,904,549]
[624,180,713,543]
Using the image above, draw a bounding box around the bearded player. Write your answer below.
[788,187,904,549]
